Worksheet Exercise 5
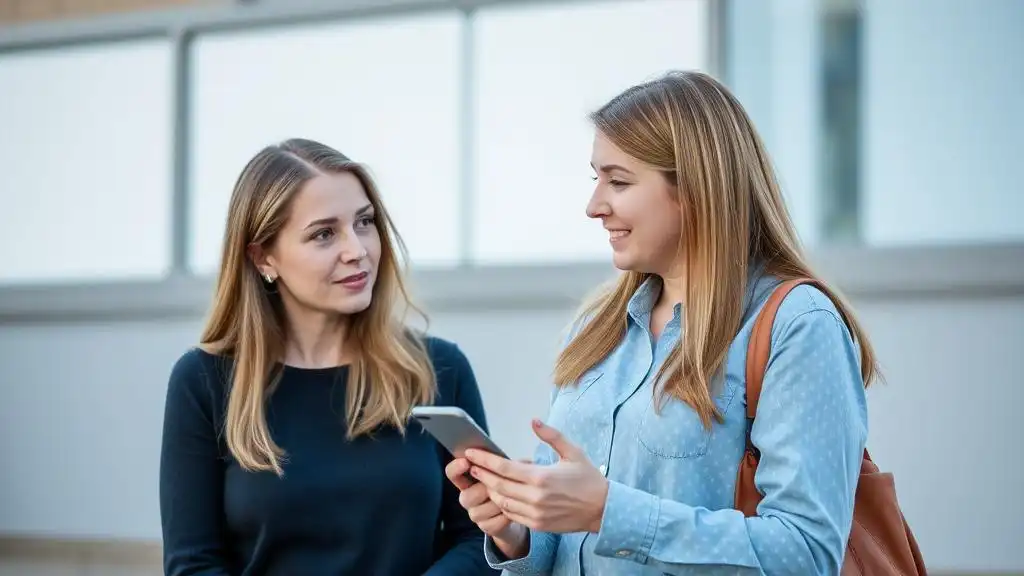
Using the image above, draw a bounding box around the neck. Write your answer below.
[281,300,349,369]
[657,266,686,309]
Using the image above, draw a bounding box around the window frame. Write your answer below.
[0,0,1020,323]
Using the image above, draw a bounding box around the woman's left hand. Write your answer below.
[464,419,609,534]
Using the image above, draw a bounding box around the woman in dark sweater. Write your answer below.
[159,138,496,576]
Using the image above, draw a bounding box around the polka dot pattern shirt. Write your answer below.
[485,271,868,575]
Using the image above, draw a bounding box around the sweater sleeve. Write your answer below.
[424,342,500,575]
[159,349,234,576]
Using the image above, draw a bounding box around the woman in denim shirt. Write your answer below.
[445,71,876,575]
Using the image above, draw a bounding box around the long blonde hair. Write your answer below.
[201,138,435,475]
[555,71,878,427]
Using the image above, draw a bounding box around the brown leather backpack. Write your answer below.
[735,278,928,575]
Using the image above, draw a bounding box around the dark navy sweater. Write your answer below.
[159,336,497,576]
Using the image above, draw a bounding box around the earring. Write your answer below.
[263,272,275,284]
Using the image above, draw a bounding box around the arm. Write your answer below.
[159,349,234,576]
[425,343,500,575]
[592,308,867,575]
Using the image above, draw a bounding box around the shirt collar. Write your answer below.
[626,276,682,329]
[625,260,773,329]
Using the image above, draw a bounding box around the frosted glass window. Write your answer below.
[0,40,174,284]
[189,13,463,274]
[471,0,709,264]
[862,0,1024,246]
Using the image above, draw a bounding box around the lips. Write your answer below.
[337,271,368,284]
[608,230,630,239]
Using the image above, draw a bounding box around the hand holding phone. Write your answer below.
[414,406,530,560]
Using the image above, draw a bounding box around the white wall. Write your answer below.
[0,291,1021,571]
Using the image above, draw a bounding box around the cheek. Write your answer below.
[629,209,680,258]
[658,207,683,240]
[284,246,335,281]
[618,191,680,236]
[365,231,383,266]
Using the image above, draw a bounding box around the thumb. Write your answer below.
[532,419,583,461]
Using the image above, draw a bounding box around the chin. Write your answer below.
[332,294,373,315]
[611,251,638,272]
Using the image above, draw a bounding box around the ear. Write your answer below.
[247,242,276,282]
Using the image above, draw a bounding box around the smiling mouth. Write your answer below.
[336,271,368,284]
[608,230,630,239]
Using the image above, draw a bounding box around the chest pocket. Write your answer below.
[637,375,738,459]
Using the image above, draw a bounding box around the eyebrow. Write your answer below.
[303,204,374,230]
[590,163,635,175]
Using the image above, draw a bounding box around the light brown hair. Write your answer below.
[555,71,878,427]
[200,138,434,475]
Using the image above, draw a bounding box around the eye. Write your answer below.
[355,215,376,229]
[312,227,334,242]
[591,174,630,189]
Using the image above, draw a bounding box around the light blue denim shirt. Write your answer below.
[485,270,868,575]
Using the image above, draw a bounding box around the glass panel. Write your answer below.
[189,13,463,274]
[861,0,1024,246]
[820,1,861,244]
[470,0,710,264]
[0,40,174,284]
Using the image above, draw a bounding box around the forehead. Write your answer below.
[590,131,639,168]
[286,171,369,223]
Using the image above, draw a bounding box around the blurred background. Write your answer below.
[0,0,1021,574]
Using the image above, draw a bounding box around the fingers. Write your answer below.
[498,508,537,532]
[531,418,584,461]
[470,463,536,503]
[444,457,473,491]
[457,482,490,509]
[465,449,537,483]
[456,482,512,537]
[477,510,512,535]
[467,500,502,524]
[489,488,538,520]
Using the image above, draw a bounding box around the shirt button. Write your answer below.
[598,464,607,476]
[616,549,630,557]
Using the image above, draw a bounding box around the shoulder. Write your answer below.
[166,346,229,407]
[168,347,212,385]
[761,282,860,373]
[422,334,469,368]
[420,334,478,404]
[762,281,849,339]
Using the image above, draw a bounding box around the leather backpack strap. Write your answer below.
[744,277,856,447]
[743,278,824,453]
[745,278,816,420]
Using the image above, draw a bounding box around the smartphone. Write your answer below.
[411,406,509,459]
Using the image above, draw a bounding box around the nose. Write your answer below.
[586,187,610,219]
[339,231,367,263]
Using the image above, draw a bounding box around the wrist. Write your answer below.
[589,478,610,533]
[493,523,529,560]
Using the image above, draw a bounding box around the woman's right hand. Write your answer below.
[445,456,529,560]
